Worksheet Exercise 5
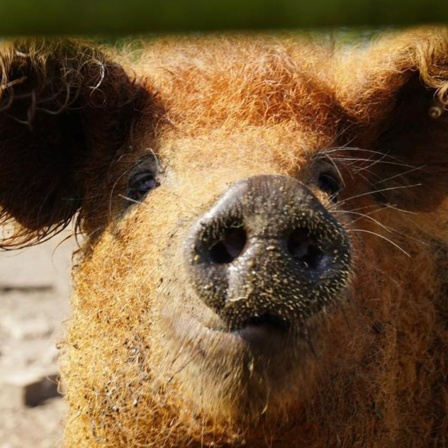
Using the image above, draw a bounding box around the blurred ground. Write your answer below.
[0,231,75,448]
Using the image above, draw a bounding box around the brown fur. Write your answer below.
[1,29,448,447]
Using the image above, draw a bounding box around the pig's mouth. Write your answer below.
[237,313,291,349]
[170,308,301,360]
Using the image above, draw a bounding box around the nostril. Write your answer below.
[209,227,247,264]
[287,229,328,272]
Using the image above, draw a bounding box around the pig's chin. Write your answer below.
[156,300,321,421]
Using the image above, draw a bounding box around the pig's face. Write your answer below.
[101,130,352,404]
[68,130,359,445]
[1,32,448,447]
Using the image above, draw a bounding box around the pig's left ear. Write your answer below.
[0,39,151,247]
[337,28,448,212]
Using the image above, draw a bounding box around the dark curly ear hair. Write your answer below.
[336,28,448,212]
[0,39,150,248]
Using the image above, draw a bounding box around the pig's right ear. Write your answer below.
[0,40,151,248]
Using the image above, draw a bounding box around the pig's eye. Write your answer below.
[128,172,159,202]
[317,171,341,201]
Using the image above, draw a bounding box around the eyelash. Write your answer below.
[128,172,160,202]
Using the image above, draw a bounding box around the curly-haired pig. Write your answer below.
[0,28,447,447]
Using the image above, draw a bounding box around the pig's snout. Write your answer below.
[185,175,351,332]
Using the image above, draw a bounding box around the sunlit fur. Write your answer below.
[1,28,448,447]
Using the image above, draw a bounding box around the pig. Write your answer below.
[0,28,447,447]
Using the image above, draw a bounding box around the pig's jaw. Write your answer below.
[154,287,343,425]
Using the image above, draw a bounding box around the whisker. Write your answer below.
[343,209,397,230]
[381,201,421,215]
[321,146,420,175]
[319,147,425,209]
[333,201,418,216]
[315,152,347,188]
[166,343,201,386]
[108,155,139,218]
[376,165,425,184]
[331,155,417,171]
[336,203,385,214]
[314,126,357,161]
[348,228,411,257]
[118,194,143,205]
[323,146,411,161]
[336,183,422,208]
[341,210,428,246]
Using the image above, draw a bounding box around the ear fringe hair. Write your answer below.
[0,39,150,249]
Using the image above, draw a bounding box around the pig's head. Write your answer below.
[1,30,448,447]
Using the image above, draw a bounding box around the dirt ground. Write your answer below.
[0,231,75,448]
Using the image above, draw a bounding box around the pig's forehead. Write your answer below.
[134,36,342,136]
[153,124,333,172]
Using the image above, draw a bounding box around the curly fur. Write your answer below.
[1,28,448,447]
